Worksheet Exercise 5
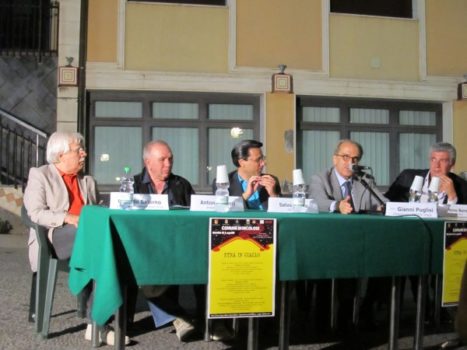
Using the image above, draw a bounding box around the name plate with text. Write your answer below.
[190,195,244,212]
[267,197,319,213]
[385,202,438,218]
[447,204,467,218]
[109,192,169,210]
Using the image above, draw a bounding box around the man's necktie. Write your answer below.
[343,181,355,211]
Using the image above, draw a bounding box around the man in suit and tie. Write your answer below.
[309,139,388,332]
[310,139,387,214]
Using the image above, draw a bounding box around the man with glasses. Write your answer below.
[310,139,387,214]
[209,139,281,339]
[24,131,131,345]
[24,131,94,270]
[385,142,467,204]
[220,139,281,210]
[309,139,387,332]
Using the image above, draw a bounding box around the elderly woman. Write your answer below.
[23,131,128,346]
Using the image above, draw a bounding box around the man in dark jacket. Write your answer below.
[386,142,467,325]
[133,140,196,342]
[134,140,194,206]
[386,142,467,204]
[215,139,281,209]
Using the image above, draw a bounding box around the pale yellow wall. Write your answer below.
[453,100,467,173]
[236,0,322,71]
[426,0,467,77]
[125,3,228,72]
[87,0,118,62]
[265,92,295,183]
[330,14,419,81]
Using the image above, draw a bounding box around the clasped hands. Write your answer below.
[242,175,278,201]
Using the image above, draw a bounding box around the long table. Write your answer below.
[69,206,445,348]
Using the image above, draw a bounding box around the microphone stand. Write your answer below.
[353,171,386,212]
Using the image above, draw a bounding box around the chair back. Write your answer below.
[21,205,35,229]
[21,205,57,260]
[20,205,85,338]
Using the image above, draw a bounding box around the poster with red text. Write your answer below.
[208,217,276,318]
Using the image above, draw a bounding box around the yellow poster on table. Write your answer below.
[442,221,467,306]
[208,217,276,318]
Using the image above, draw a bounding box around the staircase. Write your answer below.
[0,108,47,216]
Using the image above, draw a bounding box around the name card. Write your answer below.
[447,204,467,218]
[109,192,169,210]
[190,195,244,212]
[267,197,319,213]
[385,202,437,218]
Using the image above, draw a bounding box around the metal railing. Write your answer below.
[0,108,47,190]
[0,0,59,60]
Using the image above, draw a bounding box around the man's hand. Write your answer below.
[259,175,279,197]
[338,196,354,214]
[242,175,262,200]
[64,213,79,227]
[439,175,457,201]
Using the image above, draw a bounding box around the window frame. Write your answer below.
[297,96,442,188]
[330,0,413,19]
[87,90,260,193]
[126,0,226,6]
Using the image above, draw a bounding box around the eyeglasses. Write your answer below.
[335,154,360,163]
[69,147,86,154]
[248,155,266,163]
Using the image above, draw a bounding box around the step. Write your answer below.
[0,185,23,217]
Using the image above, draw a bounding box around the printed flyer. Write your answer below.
[442,221,467,306]
[208,217,276,318]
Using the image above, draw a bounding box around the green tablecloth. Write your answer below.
[69,206,444,325]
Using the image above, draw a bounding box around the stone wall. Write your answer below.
[0,56,57,134]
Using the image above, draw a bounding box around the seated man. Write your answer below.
[309,139,388,331]
[386,142,467,204]
[133,140,197,342]
[209,139,281,339]
[23,131,128,345]
[386,142,467,321]
[215,139,281,209]
[310,139,387,214]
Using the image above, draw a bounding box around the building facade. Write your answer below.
[56,0,467,192]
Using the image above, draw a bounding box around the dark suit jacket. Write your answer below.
[213,170,281,210]
[133,168,194,207]
[385,169,467,204]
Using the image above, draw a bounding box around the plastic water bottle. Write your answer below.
[119,166,134,193]
[428,176,440,203]
[119,166,134,210]
[409,189,421,203]
[215,182,230,212]
[428,190,438,203]
[409,175,423,203]
[292,184,306,211]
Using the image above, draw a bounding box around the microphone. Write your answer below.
[349,164,372,173]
